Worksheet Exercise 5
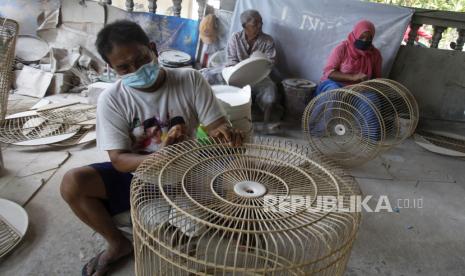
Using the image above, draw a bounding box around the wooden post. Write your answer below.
[197,0,206,20]
[148,0,157,13]
[431,26,447,48]
[455,29,465,51]
[126,0,134,12]
[406,23,421,46]
[172,0,182,17]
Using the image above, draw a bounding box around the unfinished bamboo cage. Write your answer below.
[0,198,28,258]
[414,130,465,157]
[0,112,82,145]
[0,17,18,121]
[131,137,361,275]
[302,79,418,167]
[51,125,96,147]
[0,18,18,169]
[355,78,419,144]
[0,215,22,258]
[36,103,96,125]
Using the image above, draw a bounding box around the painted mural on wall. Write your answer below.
[129,12,199,61]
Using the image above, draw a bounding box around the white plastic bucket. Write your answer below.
[212,85,253,142]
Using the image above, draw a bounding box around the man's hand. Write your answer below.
[206,117,243,147]
[162,124,186,147]
[351,73,369,82]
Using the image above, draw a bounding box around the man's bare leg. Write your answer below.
[60,166,132,275]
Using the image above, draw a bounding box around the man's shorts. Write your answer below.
[89,162,133,216]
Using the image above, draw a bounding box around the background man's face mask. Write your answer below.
[354,39,372,51]
[121,60,160,89]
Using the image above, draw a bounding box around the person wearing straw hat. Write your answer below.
[59,20,243,276]
[199,14,218,45]
[198,14,226,84]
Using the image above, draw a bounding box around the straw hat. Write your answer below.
[199,14,218,44]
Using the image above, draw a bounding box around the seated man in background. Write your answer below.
[200,10,283,133]
[60,20,242,276]
[227,9,282,132]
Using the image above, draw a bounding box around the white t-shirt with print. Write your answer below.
[96,68,225,153]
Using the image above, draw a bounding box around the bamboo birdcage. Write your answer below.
[36,103,96,125]
[302,79,419,167]
[0,103,97,146]
[0,18,18,121]
[0,215,21,258]
[0,113,82,145]
[0,18,18,169]
[131,137,361,275]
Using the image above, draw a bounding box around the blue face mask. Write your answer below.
[354,39,373,51]
[121,61,160,89]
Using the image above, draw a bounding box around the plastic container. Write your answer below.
[211,85,253,142]
[282,78,316,118]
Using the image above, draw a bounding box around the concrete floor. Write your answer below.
[1,132,465,275]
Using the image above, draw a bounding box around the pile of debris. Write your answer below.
[12,1,115,99]
[2,1,120,147]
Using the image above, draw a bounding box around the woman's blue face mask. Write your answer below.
[121,60,160,89]
[354,39,373,51]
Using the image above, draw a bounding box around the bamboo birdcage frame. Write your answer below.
[0,102,97,146]
[415,130,465,155]
[302,79,419,167]
[131,137,361,275]
[0,17,18,121]
[0,214,21,258]
[0,114,82,144]
[36,103,96,125]
[51,125,95,147]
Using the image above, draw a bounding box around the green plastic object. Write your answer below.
[196,125,213,145]
[196,125,208,139]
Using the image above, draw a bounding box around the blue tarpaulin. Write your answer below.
[123,12,199,61]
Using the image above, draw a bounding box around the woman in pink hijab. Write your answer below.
[310,20,383,141]
[315,20,383,95]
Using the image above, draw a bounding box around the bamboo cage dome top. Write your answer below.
[130,137,361,275]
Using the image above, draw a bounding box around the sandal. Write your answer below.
[81,250,133,276]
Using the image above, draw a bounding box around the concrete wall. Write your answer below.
[390,46,465,122]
